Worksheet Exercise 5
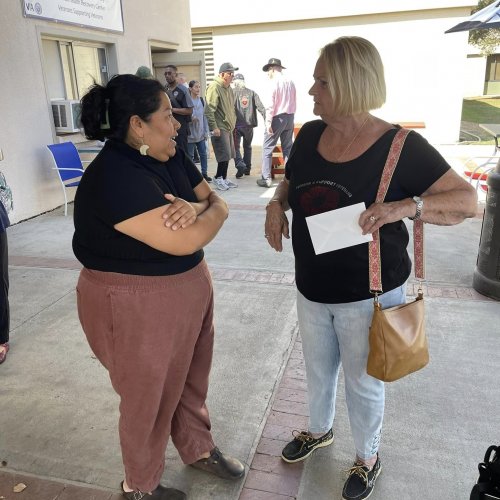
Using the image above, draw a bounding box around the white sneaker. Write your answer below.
[214,177,229,191]
[224,178,238,188]
[257,178,273,188]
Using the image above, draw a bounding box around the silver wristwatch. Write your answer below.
[408,196,423,221]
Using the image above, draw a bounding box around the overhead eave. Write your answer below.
[190,0,475,29]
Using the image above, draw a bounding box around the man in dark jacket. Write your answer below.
[164,64,193,153]
[232,74,266,178]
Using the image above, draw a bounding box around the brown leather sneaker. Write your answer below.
[190,447,245,480]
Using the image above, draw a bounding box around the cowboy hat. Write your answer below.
[262,58,286,72]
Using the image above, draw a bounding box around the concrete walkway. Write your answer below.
[0,145,499,500]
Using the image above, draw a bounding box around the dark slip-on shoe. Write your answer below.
[190,447,245,480]
[121,481,186,500]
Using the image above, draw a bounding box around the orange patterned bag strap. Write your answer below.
[368,128,424,293]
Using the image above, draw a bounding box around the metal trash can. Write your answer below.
[473,161,500,300]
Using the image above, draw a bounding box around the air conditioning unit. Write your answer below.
[51,99,82,133]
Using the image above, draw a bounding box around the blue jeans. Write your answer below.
[297,283,407,460]
[187,140,208,176]
[261,113,294,179]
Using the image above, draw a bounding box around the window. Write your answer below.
[71,44,108,98]
[43,38,109,101]
[486,54,500,82]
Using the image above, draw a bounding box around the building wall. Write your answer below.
[463,53,488,97]
[0,0,191,223]
[191,1,474,146]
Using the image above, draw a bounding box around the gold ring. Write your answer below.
[369,216,377,222]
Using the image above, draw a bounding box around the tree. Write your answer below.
[469,0,500,55]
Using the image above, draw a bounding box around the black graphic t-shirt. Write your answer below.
[285,120,450,303]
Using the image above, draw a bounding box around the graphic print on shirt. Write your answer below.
[166,89,181,108]
[296,179,353,217]
[238,95,249,109]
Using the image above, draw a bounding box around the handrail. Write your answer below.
[459,129,481,143]
[467,165,494,193]
[396,122,425,129]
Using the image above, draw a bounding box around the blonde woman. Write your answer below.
[264,37,477,500]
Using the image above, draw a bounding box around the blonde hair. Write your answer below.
[319,36,386,117]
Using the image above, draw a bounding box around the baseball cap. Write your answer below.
[135,66,154,79]
[219,62,239,73]
[233,73,244,80]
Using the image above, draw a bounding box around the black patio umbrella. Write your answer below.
[445,0,500,33]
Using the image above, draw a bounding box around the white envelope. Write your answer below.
[305,202,373,255]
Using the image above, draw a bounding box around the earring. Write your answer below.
[139,137,150,156]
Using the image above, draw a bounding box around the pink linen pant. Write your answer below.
[76,260,216,492]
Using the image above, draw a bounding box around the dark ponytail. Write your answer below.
[80,74,165,142]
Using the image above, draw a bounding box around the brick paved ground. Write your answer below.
[2,202,494,500]
[237,281,494,500]
[0,470,122,500]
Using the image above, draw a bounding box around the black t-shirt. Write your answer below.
[285,120,450,304]
[73,140,204,276]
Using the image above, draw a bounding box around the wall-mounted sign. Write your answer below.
[22,0,124,33]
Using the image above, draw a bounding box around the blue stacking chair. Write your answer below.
[46,142,88,216]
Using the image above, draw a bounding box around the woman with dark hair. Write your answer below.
[74,74,244,500]
[187,80,211,182]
